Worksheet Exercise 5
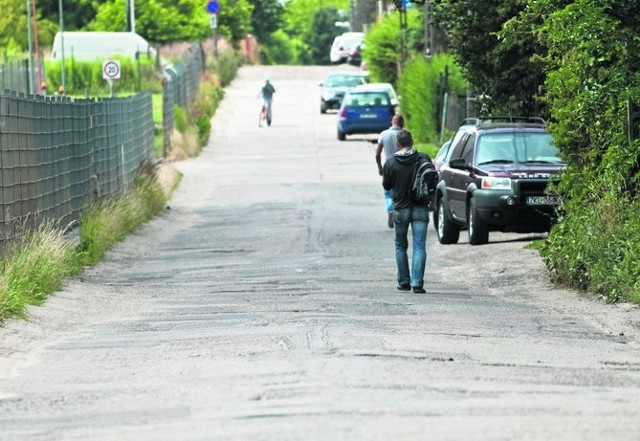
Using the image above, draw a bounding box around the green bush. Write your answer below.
[260,30,298,65]
[363,9,423,86]
[397,54,467,144]
[0,223,79,322]
[44,55,158,96]
[174,105,188,133]
[535,3,640,304]
[209,51,241,87]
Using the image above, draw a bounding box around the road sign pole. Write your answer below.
[205,1,220,57]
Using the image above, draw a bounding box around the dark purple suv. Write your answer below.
[434,117,565,245]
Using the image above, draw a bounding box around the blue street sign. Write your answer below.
[206,0,219,14]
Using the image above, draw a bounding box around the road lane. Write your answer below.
[1,65,639,440]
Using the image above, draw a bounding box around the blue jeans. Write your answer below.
[384,189,393,213]
[393,205,429,288]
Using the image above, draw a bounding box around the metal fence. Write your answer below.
[0,90,154,250]
[162,43,203,156]
[0,60,31,96]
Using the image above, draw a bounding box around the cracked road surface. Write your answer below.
[1,66,640,440]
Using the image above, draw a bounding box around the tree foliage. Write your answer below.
[91,0,252,46]
[279,0,348,64]
[516,0,640,303]
[363,9,423,85]
[434,0,545,116]
[0,0,57,53]
[39,0,98,31]
[248,0,284,44]
[308,7,343,65]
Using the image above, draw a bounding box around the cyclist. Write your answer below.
[259,77,275,126]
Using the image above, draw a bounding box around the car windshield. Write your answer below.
[326,75,364,88]
[345,92,389,107]
[475,132,562,165]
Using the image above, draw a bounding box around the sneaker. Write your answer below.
[412,287,426,294]
[397,284,411,291]
[387,212,393,229]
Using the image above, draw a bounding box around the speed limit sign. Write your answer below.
[102,60,121,80]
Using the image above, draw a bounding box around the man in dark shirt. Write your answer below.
[382,129,429,294]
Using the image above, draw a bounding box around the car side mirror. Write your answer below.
[449,158,470,170]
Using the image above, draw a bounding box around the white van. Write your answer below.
[51,32,156,61]
[330,32,364,64]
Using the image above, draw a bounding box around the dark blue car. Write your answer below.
[337,84,394,141]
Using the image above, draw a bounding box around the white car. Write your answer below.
[330,32,364,64]
[366,82,400,113]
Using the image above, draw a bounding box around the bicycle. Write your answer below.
[259,102,272,127]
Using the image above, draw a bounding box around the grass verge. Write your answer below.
[0,161,173,325]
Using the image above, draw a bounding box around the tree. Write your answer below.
[308,7,342,65]
[364,8,422,85]
[434,0,544,116]
[0,0,57,53]
[248,0,284,44]
[91,0,252,46]
[39,0,98,31]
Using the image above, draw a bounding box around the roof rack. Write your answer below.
[461,116,547,127]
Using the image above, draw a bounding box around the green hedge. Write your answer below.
[397,54,466,144]
[536,3,640,304]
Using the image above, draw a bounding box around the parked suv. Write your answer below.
[434,117,565,245]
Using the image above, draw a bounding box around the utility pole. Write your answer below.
[26,0,34,95]
[58,0,66,94]
[31,0,42,94]
[424,0,433,59]
[399,1,407,74]
[126,0,136,33]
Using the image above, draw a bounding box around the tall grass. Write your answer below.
[0,162,170,324]
[76,162,168,266]
[0,223,79,321]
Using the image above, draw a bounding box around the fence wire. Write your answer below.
[0,91,154,251]
[162,43,203,157]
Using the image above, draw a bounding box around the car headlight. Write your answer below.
[481,177,512,190]
[322,91,338,100]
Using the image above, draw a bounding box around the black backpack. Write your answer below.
[412,153,438,203]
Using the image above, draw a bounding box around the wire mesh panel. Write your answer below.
[161,43,203,157]
[0,91,155,253]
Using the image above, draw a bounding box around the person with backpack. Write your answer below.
[376,115,404,228]
[382,129,434,294]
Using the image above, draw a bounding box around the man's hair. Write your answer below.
[396,129,413,148]
[392,114,404,128]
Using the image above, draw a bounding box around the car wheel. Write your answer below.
[437,196,459,244]
[337,128,346,141]
[320,101,327,114]
[468,198,489,245]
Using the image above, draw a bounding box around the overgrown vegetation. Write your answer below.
[0,163,168,324]
[363,9,423,86]
[44,55,159,96]
[418,0,640,304]
[0,223,78,321]
[397,54,466,144]
[75,162,168,266]
[520,0,640,304]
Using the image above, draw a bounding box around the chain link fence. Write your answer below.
[161,43,203,157]
[0,91,154,251]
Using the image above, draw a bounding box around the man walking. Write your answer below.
[376,115,404,228]
[382,129,429,294]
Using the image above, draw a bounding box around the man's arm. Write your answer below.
[375,142,384,176]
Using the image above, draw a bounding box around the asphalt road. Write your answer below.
[1,65,639,440]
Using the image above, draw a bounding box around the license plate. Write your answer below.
[360,113,377,119]
[526,195,559,206]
